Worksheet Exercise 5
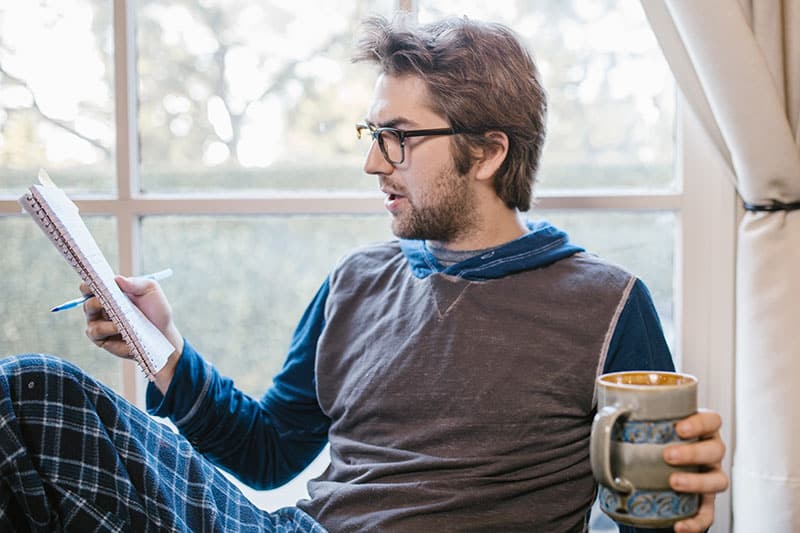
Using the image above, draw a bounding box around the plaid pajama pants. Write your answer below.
[0,354,327,532]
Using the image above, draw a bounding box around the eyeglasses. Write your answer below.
[356,123,474,165]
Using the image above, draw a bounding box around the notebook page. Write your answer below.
[29,183,173,376]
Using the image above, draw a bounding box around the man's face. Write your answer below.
[363,74,477,244]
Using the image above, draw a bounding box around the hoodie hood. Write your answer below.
[399,220,584,281]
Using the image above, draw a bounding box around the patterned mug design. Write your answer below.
[611,420,679,444]
[601,417,699,522]
[599,486,699,520]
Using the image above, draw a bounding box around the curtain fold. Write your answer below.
[643,1,800,531]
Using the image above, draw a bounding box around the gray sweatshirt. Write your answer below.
[301,241,636,532]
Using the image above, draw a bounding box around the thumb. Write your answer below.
[115,275,157,297]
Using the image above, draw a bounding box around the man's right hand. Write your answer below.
[82,275,184,394]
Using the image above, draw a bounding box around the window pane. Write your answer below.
[417,0,675,192]
[136,0,394,193]
[0,216,121,391]
[542,210,676,352]
[141,214,393,395]
[0,1,115,195]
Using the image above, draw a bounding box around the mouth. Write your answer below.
[383,190,407,214]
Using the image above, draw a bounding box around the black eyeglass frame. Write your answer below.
[356,122,477,165]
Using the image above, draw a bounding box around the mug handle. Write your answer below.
[590,405,635,494]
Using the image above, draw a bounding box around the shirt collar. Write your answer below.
[399,220,584,281]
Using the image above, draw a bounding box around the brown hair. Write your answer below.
[353,15,547,211]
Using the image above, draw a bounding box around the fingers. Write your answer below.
[664,436,726,467]
[82,275,160,315]
[85,317,131,358]
[85,318,120,344]
[664,412,729,497]
[115,275,159,298]
[669,468,729,494]
[83,275,159,300]
[675,409,722,439]
[673,493,715,533]
[82,293,106,320]
[662,406,730,533]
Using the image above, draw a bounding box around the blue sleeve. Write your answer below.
[604,278,675,374]
[603,278,676,533]
[146,278,332,489]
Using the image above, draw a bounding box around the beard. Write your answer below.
[390,165,478,243]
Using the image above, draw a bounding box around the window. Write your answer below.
[136,0,393,193]
[0,0,733,524]
[0,0,115,195]
[0,0,120,388]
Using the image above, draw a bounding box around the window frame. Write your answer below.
[674,93,737,533]
[0,0,736,396]
[0,0,736,465]
[0,0,736,524]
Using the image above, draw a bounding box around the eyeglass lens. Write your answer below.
[377,130,403,164]
[358,126,403,164]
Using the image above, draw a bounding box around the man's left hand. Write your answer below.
[663,408,729,533]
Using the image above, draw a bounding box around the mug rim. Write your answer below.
[597,370,697,389]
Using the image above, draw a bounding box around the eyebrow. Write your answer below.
[364,117,417,129]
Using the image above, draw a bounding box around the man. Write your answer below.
[0,15,727,532]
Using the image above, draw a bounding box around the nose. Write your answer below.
[363,138,394,176]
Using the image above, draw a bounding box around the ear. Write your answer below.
[473,131,509,183]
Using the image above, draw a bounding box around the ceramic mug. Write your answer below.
[590,371,700,528]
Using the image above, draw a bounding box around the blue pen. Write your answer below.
[50,268,174,312]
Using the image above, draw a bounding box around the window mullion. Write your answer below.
[114,0,140,202]
[397,0,417,16]
[114,0,143,403]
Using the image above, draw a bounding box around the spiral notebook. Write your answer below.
[18,170,173,380]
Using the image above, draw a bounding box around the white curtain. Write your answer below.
[642,0,800,531]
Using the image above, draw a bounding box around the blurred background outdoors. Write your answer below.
[0,0,675,523]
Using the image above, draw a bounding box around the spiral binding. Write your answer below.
[27,196,80,269]
[22,188,158,379]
